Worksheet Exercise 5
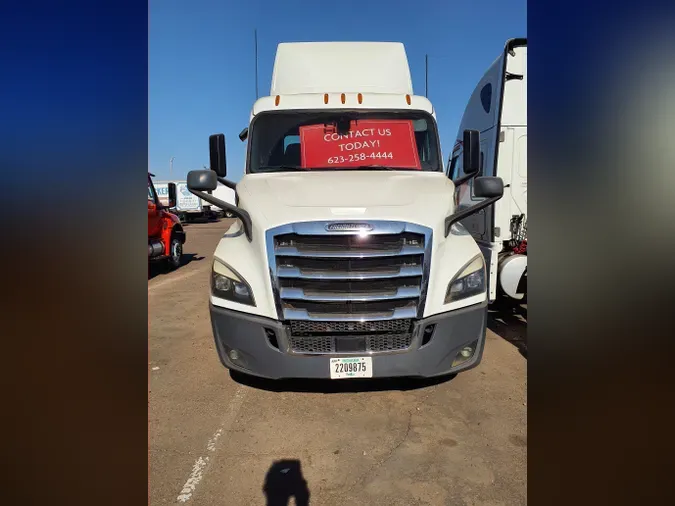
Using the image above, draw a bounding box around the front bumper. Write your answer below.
[209,302,488,380]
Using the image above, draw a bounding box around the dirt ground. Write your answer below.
[149,220,527,506]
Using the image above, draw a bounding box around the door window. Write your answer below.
[448,146,484,179]
[448,147,463,179]
[480,83,492,114]
[148,180,158,204]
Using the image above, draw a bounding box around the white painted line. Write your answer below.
[176,456,209,503]
[176,387,247,503]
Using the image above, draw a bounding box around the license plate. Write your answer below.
[330,357,373,379]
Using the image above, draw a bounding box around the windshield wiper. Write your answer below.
[353,165,414,171]
[257,165,312,172]
[258,165,416,172]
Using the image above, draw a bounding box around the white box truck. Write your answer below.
[187,41,504,380]
[155,180,212,222]
[447,38,527,304]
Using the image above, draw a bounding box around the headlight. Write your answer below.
[211,260,255,306]
[444,255,486,304]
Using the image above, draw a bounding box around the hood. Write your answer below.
[236,170,456,234]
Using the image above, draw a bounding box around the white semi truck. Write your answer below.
[187,42,504,380]
[448,38,527,304]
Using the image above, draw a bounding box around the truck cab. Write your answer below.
[187,42,504,380]
[148,173,186,269]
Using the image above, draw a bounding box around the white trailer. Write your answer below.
[447,38,527,304]
[211,183,236,218]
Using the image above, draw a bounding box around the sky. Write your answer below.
[149,0,526,182]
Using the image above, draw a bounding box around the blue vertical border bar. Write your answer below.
[0,2,149,506]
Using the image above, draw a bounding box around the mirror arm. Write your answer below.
[444,196,502,237]
[217,176,237,190]
[159,198,175,210]
[189,190,253,242]
[451,172,478,187]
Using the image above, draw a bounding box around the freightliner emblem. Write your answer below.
[325,223,373,233]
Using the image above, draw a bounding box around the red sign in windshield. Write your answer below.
[299,120,421,169]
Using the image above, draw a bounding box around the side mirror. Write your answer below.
[209,134,227,177]
[187,170,218,192]
[444,176,505,237]
[167,182,177,208]
[473,176,504,199]
[451,129,481,187]
[463,129,480,176]
[186,170,254,242]
[239,127,248,142]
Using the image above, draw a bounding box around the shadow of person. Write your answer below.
[263,459,310,506]
[147,253,206,280]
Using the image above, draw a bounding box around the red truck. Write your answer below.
[148,172,186,268]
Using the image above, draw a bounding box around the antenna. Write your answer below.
[254,29,259,100]
[425,54,429,98]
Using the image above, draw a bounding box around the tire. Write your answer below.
[167,235,183,269]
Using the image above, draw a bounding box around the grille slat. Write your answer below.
[282,299,418,320]
[275,233,423,256]
[275,245,424,258]
[280,286,420,302]
[283,306,417,321]
[277,264,424,280]
[276,255,424,281]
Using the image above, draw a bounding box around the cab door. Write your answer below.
[449,143,489,240]
[148,176,162,238]
[510,129,527,216]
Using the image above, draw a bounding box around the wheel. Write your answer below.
[167,235,183,269]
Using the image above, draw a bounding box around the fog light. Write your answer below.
[228,349,239,361]
[452,341,478,367]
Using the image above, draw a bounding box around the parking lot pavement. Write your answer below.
[149,221,527,506]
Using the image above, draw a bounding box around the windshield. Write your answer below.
[248,111,442,173]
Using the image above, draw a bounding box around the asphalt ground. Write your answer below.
[149,220,527,506]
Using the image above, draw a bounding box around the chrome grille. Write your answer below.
[266,221,432,323]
